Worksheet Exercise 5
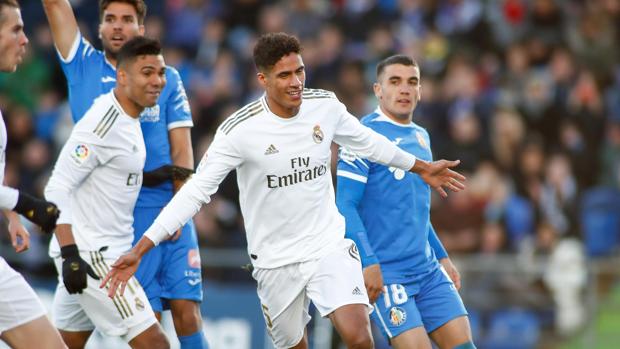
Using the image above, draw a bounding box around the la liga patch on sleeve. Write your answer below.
[70,144,91,165]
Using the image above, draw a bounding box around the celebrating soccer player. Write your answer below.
[40,1,208,348]
[45,37,169,349]
[336,55,476,349]
[103,33,465,349]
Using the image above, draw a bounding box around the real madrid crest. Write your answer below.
[135,297,145,311]
[312,125,324,143]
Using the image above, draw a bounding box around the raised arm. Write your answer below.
[41,0,79,59]
[167,68,194,190]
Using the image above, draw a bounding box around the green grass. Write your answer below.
[561,285,620,349]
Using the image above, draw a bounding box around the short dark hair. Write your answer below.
[0,0,18,25]
[376,55,418,79]
[116,36,161,68]
[99,0,147,25]
[253,32,302,72]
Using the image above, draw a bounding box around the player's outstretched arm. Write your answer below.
[409,159,466,198]
[41,0,79,59]
[101,237,154,298]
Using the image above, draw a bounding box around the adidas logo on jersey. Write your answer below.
[264,144,279,155]
[352,286,363,296]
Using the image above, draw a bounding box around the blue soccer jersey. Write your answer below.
[59,32,193,208]
[336,109,448,284]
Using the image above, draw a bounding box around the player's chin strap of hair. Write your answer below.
[453,342,477,349]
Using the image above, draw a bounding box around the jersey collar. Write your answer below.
[110,90,140,122]
[261,94,301,122]
[374,107,416,128]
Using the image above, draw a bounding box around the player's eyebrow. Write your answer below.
[276,65,304,77]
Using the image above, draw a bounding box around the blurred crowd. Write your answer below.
[1,0,620,345]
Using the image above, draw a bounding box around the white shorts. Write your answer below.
[0,257,47,335]
[52,250,157,342]
[253,239,371,349]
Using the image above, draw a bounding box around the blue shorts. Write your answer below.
[132,206,203,313]
[371,266,467,340]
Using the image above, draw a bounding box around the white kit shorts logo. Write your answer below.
[389,307,407,326]
[312,124,324,143]
[135,297,145,311]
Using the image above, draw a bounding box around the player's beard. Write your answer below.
[104,46,119,61]
[101,37,121,61]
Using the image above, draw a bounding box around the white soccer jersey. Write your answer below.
[0,111,19,210]
[146,89,416,268]
[46,91,146,257]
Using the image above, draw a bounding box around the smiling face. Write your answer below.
[117,54,166,116]
[0,5,28,73]
[99,2,144,61]
[374,63,421,124]
[258,53,305,118]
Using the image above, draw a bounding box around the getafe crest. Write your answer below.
[389,307,407,326]
[313,125,324,143]
[416,131,428,149]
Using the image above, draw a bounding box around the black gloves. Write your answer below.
[13,191,60,233]
[61,244,100,294]
[142,165,194,187]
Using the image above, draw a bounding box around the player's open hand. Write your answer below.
[363,264,384,304]
[439,257,462,290]
[100,251,141,298]
[417,160,466,198]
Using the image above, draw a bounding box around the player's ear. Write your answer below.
[373,82,382,99]
[116,67,127,86]
[418,84,421,102]
[257,72,267,88]
[138,25,145,36]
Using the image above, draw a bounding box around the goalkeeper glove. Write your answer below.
[13,192,60,233]
[61,244,99,294]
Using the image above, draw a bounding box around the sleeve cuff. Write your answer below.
[0,185,19,210]
[57,31,81,63]
[361,255,379,268]
[391,148,417,171]
[143,222,171,246]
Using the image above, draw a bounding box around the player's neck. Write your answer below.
[379,106,412,125]
[265,96,299,119]
[113,89,143,118]
[104,51,118,69]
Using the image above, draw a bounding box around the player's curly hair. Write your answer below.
[99,0,147,25]
[253,32,302,72]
